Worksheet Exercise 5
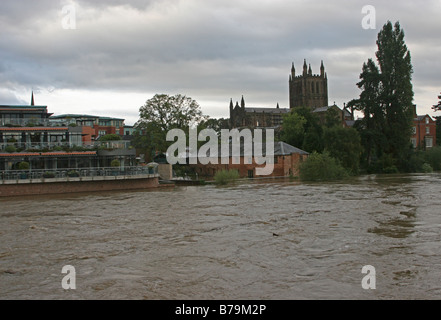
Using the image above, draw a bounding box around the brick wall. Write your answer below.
[0,177,159,197]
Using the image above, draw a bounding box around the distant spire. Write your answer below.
[276,103,280,109]
[229,98,234,110]
[303,59,307,75]
[291,62,295,77]
[31,91,35,106]
[241,95,245,109]
[320,60,325,77]
[308,64,312,75]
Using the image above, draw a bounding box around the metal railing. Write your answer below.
[0,140,133,152]
[0,166,158,182]
[0,119,71,127]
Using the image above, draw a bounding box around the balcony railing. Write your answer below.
[0,119,74,128]
[0,165,157,182]
[0,142,93,152]
[0,140,133,153]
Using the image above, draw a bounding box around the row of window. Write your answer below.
[412,126,433,135]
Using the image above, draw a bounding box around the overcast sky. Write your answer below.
[1,0,440,125]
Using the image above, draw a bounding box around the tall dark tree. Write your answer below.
[348,58,383,167]
[376,21,414,167]
[349,21,414,172]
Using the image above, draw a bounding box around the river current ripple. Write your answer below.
[1,174,441,299]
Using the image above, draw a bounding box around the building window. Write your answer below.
[426,117,430,124]
[426,127,430,134]
[412,127,416,135]
[426,137,433,148]
[411,138,417,148]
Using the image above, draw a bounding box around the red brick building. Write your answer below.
[189,141,309,178]
[49,114,125,145]
[411,107,436,149]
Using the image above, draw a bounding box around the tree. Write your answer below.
[435,116,441,146]
[348,58,384,168]
[299,152,349,181]
[323,126,362,175]
[376,21,414,167]
[134,94,207,159]
[280,111,307,148]
[280,107,323,152]
[324,107,341,128]
[136,94,206,132]
[432,92,441,112]
[349,21,414,172]
[199,117,230,137]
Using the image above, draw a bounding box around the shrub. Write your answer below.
[18,161,30,170]
[383,166,399,174]
[299,152,349,181]
[99,134,122,141]
[111,159,121,167]
[68,170,79,177]
[424,147,441,171]
[43,171,56,178]
[421,163,433,173]
[5,145,16,153]
[214,169,240,185]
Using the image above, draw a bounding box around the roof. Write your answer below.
[415,115,433,121]
[0,105,47,109]
[313,106,330,113]
[274,141,309,155]
[188,141,308,158]
[50,114,99,119]
[50,114,125,121]
[0,151,97,157]
[245,107,289,114]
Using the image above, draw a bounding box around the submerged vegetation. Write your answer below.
[299,152,349,182]
[214,169,240,185]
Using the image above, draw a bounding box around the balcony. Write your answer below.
[0,142,95,153]
[0,165,158,183]
[0,118,74,128]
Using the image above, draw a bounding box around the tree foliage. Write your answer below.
[299,152,349,181]
[133,94,207,160]
[349,21,414,172]
[281,107,323,153]
[323,126,362,175]
[432,92,441,112]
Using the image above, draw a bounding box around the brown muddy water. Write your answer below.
[0,174,440,300]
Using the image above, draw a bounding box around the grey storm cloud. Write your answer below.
[0,0,440,114]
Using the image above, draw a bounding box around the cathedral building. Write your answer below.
[289,59,328,110]
[229,96,288,129]
[229,59,353,129]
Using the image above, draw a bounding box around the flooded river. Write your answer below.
[1,174,441,299]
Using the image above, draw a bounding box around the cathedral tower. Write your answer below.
[289,60,328,110]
